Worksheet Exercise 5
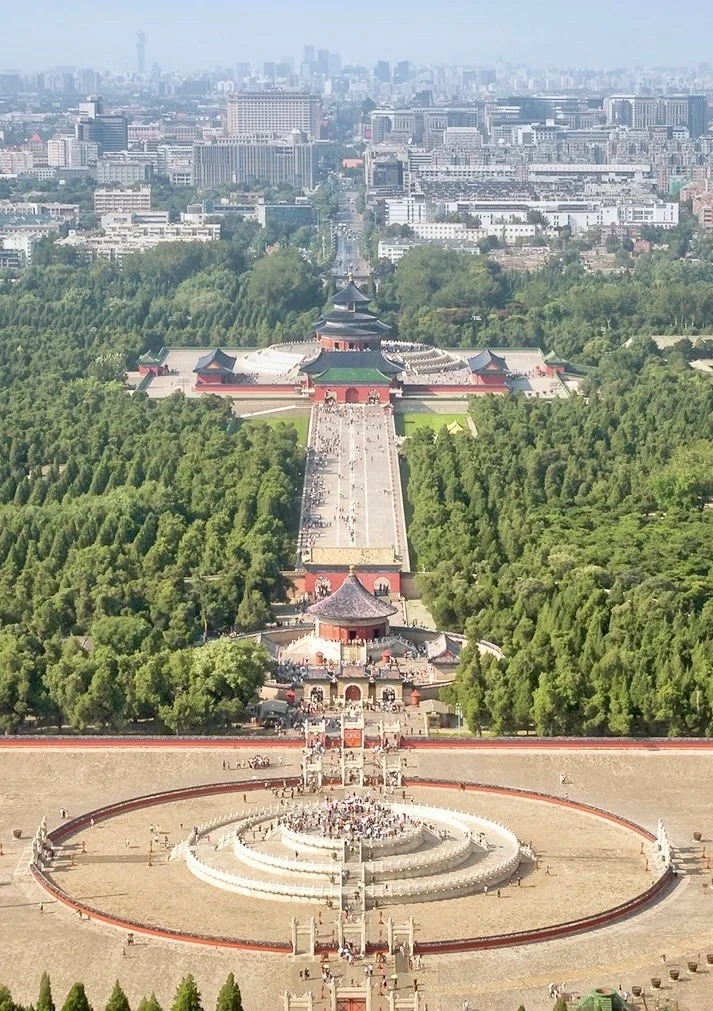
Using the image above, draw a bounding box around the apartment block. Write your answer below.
[193,139,318,190]
[226,91,322,139]
[94,186,152,214]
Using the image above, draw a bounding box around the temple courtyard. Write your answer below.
[1,742,712,1011]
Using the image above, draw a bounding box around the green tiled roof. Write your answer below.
[315,368,392,383]
[138,347,168,365]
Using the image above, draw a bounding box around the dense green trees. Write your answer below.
[405,359,713,736]
[0,235,325,381]
[0,382,302,733]
[376,245,713,362]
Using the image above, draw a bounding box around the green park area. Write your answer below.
[394,412,469,438]
[238,412,310,445]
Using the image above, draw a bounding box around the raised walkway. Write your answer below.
[297,404,410,571]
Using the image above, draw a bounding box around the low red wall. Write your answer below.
[304,569,401,595]
[312,385,392,404]
[3,736,713,750]
[195,383,301,397]
[402,384,507,396]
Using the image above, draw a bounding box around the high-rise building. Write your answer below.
[193,137,318,189]
[303,45,316,66]
[226,91,321,139]
[80,69,101,95]
[686,95,708,139]
[96,158,153,185]
[48,135,99,168]
[374,61,391,84]
[0,74,20,96]
[76,96,128,154]
[137,32,146,77]
[604,94,708,138]
[394,61,411,85]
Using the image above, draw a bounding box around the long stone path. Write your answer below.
[297,404,410,570]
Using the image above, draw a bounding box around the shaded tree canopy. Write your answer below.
[404,359,713,737]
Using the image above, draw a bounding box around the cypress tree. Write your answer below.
[0,985,16,1011]
[60,984,91,1011]
[215,974,243,1011]
[136,997,162,1011]
[170,977,202,1011]
[37,974,54,1011]
[104,983,130,1011]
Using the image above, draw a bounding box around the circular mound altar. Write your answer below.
[34,778,673,954]
[182,792,523,906]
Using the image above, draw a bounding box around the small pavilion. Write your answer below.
[307,566,397,643]
[193,348,238,388]
[466,349,510,392]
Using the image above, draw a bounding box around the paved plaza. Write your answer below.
[2,744,713,1010]
[299,405,410,570]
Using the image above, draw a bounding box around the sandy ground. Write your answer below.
[1,745,713,1011]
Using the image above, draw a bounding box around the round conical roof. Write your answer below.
[333,280,371,307]
[308,568,397,624]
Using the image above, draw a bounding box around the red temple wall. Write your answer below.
[316,619,390,642]
[317,336,380,351]
[304,569,401,596]
[312,384,392,404]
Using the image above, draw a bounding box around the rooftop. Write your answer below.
[301,349,402,378]
[467,349,508,373]
[332,280,371,306]
[307,568,398,623]
[194,348,237,373]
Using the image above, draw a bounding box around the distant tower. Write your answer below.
[136,32,146,77]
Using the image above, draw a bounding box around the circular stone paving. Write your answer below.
[38,780,669,951]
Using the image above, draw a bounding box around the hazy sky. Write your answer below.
[2,0,712,73]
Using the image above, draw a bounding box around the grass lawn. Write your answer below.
[238,413,310,445]
[395,413,469,438]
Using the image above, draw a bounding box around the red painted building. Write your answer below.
[300,349,402,404]
[466,349,511,393]
[314,281,391,351]
[307,567,397,643]
[193,348,239,388]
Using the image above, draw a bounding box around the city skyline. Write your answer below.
[3,0,713,74]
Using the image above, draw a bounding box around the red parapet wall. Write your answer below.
[29,775,676,956]
[304,569,401,595]
[194,383,302,397]
[403,384,508,396]
[3,735,713,750]
[312,385,393,404]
